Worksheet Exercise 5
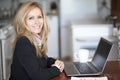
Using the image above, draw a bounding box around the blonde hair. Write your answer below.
[13,1,50,57]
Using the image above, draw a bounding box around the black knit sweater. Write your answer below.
[9,36,60,80]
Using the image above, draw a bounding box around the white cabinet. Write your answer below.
[71,24,119,61]
[118,29,120,59]
[47,16,59,58]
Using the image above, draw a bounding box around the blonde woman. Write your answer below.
[9,1,64,80]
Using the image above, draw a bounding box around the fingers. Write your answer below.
[55,60,64,72]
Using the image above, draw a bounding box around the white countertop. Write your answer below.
[70,19,110,25]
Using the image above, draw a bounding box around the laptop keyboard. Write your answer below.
[74,62,95,74]
[64,63,79,75]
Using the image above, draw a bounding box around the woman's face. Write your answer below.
[26,7,43,35]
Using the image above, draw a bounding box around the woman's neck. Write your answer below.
[34,34,41,40]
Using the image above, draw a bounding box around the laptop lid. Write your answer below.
[91,37,113,72]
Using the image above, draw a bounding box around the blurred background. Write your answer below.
[0,0,120,80]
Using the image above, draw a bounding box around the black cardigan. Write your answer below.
[9,36,60,80]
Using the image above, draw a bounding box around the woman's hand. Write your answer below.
[52,60,64,72]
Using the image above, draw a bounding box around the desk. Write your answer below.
[51,61,120,80]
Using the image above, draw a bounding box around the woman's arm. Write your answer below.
[47,57,56,67]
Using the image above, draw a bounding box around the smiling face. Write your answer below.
[25,7,43,35]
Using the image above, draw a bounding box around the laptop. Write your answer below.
[64,37,113,76]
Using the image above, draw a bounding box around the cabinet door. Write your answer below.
[0,42,2,80]
[47,16,59,58]
[111,0,120,22]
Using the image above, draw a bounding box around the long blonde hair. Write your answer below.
[13,1,50,57]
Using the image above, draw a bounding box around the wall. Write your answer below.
[60,0,98,27]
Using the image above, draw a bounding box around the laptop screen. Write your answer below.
[92,38,113,71]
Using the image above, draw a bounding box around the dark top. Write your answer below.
[9,36,60,80]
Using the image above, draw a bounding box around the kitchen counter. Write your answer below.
[70,22,119,61]
[71,23,113,39]
[70,19,110,25]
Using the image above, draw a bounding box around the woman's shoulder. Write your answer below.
[15,36,35,51]
[17,36,31,45]
[18,36,29,41]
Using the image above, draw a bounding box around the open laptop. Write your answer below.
[64,37,113,76]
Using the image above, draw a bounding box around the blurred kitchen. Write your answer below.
[0,0,120,80]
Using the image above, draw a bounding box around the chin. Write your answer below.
[34,29,41,32]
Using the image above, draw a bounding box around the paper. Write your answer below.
[71,76,108,80]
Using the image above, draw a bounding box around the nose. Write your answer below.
[34,18,39,24]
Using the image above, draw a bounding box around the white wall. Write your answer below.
[60,0,98,27]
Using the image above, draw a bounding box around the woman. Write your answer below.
[9,1,64,80]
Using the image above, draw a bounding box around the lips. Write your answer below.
[33,26,40,29]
